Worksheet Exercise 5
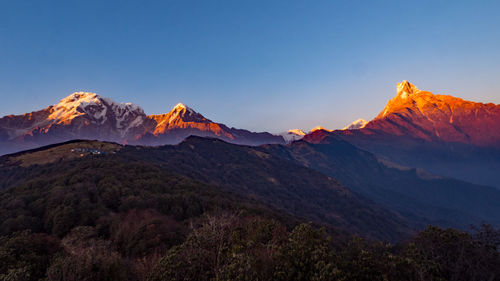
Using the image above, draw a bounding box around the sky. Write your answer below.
[1,0,500,133]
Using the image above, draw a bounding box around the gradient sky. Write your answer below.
[1,0,499,133]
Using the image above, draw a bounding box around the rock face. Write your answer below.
[364,80,500,147]
[0,93,284,155]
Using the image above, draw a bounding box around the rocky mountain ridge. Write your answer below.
[0,93,284,155]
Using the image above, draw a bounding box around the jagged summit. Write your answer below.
[396,80,420,99]
[343,119,368,130]
[170,103,196,116]
[56,92,139,110]
[0,92,285,154]
[279,129,306,143]
[310,126,332,133]
[172,102,192,111]
[174,102,186,108]
[144,103,284,145]
[59,92,100,103]
[150,103,210,133]
[53,92,103,114]
[50,92,104,123]
[380,81,423,117]
[300,80,500,149]
[48,92,146,132]
[365,81,500,147]
[288,129,306,136]
[53,92,144,116]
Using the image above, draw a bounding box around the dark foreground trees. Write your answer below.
[0,213,499,281]
[0,157,498,280]
[148,214,499,281]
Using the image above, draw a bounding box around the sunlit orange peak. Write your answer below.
[396,80,420,99]
[174,103,187,110]
[288,129,306,135]
[310,126,331,133]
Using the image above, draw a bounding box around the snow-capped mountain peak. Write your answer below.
[171,103,196,117]
[164,103,204,124]
[367,81,500,147]
[343,119,368,130]
[380,81,422,117]
[173,103,188,111]
[288,129,306,136]
[58,92,100,105]
[49,92,145,124]
[310,126,332,133]
[46,92,147,138]
[396,80,420,99]
[279,129,306,142]
[49,92,104,123]
[149,103,213,135]
[0,93,286,155]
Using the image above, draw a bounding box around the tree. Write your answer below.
[0,231,60,281]
[402,225,500,281]
[274,223,339,281]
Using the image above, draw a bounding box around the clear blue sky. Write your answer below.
[1,0,499,133]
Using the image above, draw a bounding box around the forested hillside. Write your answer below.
[0,139,498,280]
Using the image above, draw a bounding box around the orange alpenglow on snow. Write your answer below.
[148,103,234,139]
[310,126,332,133]
[343,119,368,130]
[364,80,500,147]
[288,129,306,136]
[0,95,286,155]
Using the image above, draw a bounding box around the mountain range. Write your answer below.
[0,93,284,155]
[1,81,499,188]
[2,81,498,155]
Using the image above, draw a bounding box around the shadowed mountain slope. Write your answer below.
[260,135,500,228]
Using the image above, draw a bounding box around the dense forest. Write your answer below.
[0,140,499,280]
